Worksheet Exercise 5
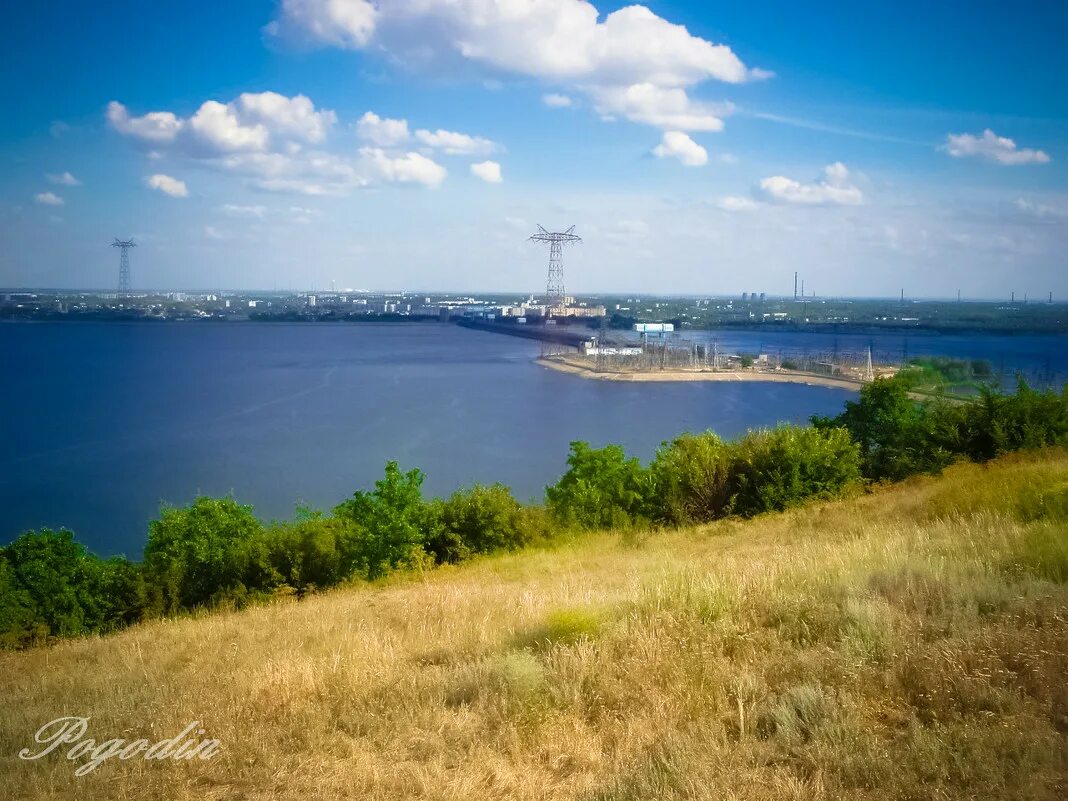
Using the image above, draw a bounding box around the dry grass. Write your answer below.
[2,450,1067,800]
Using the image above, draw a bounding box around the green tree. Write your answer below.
[1,529,117,638]
[0,555,43,647]
[813,377,952,481]
[334,461,429,580]
[546,441,651,529]
[143,497,266,613]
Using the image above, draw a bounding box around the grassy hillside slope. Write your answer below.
[2,451,1067,800]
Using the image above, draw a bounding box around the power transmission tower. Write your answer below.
[864,345,875,382]
[111,238,136,297]
[529,225,581,309]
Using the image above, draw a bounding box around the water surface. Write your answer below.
[2,321,860,555]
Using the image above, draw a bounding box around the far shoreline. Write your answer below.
[536,356,865,392]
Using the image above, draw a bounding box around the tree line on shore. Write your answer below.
[2,376,1066,649]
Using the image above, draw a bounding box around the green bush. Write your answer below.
[649,432,733,524]
[814,377,955,481]
[144,497,267,613]
[265,514,350,596]
[426,483,527,564]
[546,441,651,529]
[728,425,861,516]
[334,461,429,580]
[0,529,145,645]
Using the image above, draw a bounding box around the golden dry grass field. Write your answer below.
[2,450,1067,800]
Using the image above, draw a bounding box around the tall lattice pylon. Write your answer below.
[529,225,581,307]
[864,345,875,382]
[112,238,136,297]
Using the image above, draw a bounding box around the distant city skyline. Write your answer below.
[1,1,1067,299]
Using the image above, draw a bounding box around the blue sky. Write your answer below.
[2,0,1066,297]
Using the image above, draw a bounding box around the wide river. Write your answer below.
[2,321,1063,556]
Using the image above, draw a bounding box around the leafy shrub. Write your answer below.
[144,497,268,613]
[265,514,350,596]
[814,377,955,481]
[546,441,651,529]
[728,425,861,516]
[0,529,145,645]
[649,432,733,524]
[334,461,429,580]
[425,483,528,564]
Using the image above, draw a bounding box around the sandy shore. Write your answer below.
[536,356,866,391]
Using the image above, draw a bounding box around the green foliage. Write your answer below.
[334,461,428,580]
[144,497,267,613]
[425,483,528,564]
[649,432,733,524]
[952,381,1068,461]
[546,441,651,529]
[727,426,862,516]
[814,377,954,481]
[819,376,1068,482]
[0,529,143,646]
[265,515,349,596]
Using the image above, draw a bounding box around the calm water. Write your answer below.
[2,321,858,556]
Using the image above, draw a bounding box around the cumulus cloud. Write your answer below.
[34,191,64,206]
[267,0,766,132]
[358,147,446,187]
[355,111,410,146]
[46,171,80,186]
[716,195,758,212]
[758,162,863,206]
[145,173,188,197]
[109,94,452,194]
[945,129,1050,165]
[414,128,495,155]
[108,92,335,156]
[543,93,573,108]
[652,131,708,166]
[356,111,495,154]
[470,160,502,183]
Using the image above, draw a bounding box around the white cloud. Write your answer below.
[267,1,766,132]
[204,225,226,240]
[236,91,336,144]
[46,171,80,186]
[652,131,708,166]
[758,162,863,206]
[266,0,377,48]
[107,101,183,143]
[108,92,335,156]
[110,95,461,195]
[34,191,64,206]
[470,160,502,183]
[1014,197,1068,219]
[716,195,758,212]
[355,111,410,146]
[718,152,739,165]
[543,93,573,108]
[592,84,730,131]
[220,204,268,217]
[358,147,446,187]
[145,173,188,198]
[945,129,1050,166]
[414,127,495,155]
